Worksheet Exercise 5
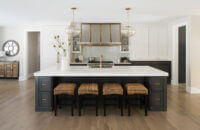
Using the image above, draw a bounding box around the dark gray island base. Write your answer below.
[35,76,167,112]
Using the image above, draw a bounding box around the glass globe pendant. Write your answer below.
[122,8,136,37]
[66,7,80,37]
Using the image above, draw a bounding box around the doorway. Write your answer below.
[178,26,186,83]
[26,32,40,78]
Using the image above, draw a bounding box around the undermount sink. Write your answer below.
[87,61,113,68]
[88,64,113,68]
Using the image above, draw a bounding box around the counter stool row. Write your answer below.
[53,82,148,116]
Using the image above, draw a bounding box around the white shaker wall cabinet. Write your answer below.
[129,24,169,60]
[130,25,149,59]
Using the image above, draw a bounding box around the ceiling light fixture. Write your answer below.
[66,7,80,37]
[122,8,136,37]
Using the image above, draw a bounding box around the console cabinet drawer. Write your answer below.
[39,77,52,91]
[39,92,51,107]
[0,63,4,77]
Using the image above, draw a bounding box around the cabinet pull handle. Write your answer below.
[42,98,47,101]
[42,83,48,86]
[154,82,160,85]
[155,98,160,101]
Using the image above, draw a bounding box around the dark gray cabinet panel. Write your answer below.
[150,92,164,106]
[39,92,51,107]
[35,77,53,112]
[148,77,167,111]
[39,77,52,91]
[115,61,171,84]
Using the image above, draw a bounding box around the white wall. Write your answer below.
[190,16,200,93]
[129,23,169,60]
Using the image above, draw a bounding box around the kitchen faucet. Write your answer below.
[100,55,103,68]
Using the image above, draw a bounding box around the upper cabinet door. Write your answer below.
[111,24,121,43]
[101,24,110,43]
[81,24,90,42]
[91,24,100,43]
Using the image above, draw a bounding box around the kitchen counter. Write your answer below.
[34,65,168,77]
[34,65,168,112]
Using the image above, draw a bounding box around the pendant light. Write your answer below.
[122,8,136,37]
[66,7,80,37]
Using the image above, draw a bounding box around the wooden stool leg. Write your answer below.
[96,95,98,116]
[125,95,128,109]
[121,95,123,116]
[118,95,121,109]
[54,95,57,116]
[78,95,81,116]
[145,95,148,116]
[128,95,131,116]
[103,95,106,116]
[71,95,74,116]
[140,95,143,109]
[74,93,77,108]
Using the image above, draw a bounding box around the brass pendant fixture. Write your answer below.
[122,8,136,37]
[66,7,80,37]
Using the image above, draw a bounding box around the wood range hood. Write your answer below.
[80,23,122,46]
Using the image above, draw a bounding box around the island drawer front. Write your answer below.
[39,77,52,91]
[149,77,164,91]
[150,92,164,106]
[39,92,51,107]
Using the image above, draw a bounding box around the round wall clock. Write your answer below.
[3,40,20,57]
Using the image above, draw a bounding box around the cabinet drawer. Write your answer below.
[0,64,4,77]
[150,93,163,106]
[150,78,163,91]
[39,77,52,91]
[39,92,51,107]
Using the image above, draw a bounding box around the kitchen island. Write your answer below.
[34,66,168,112]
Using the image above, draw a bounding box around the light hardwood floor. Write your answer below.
[0,79,200,130]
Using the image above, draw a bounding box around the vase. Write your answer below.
[57,53,60,64]
[61,56,67,70]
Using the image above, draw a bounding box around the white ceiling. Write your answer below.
[0,0,200,26]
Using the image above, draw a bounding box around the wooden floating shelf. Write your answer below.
[80,43,122,46]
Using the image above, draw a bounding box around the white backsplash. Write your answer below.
[71,46,129,63]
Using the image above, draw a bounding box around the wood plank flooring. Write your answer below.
[0,79,200,130]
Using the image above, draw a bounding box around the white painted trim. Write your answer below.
[190,87,200,94]
[27,73,33,79]
[24,28,41,80]
[171,18,191,93]
[18,76,26,81]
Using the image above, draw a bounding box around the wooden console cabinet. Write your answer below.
[0,61,19,78]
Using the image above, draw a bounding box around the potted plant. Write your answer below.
[120,57,129,63]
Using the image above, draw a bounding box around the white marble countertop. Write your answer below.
[34,65,168,77]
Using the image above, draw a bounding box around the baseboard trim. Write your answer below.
[171,80,178,86]
[27,73,33,79]
[190,87,200,94]
[18,73,33,81]
[19,76,26,81]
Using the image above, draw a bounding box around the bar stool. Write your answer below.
[102,83,123,116]
[53,83,76,116]
[125,83,148,116]
[78,83,99,116]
